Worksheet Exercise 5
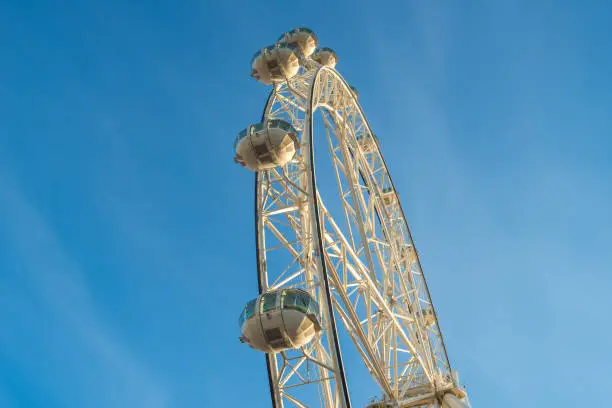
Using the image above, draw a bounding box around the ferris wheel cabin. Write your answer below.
[420,307,436,326]
[251,43,301,85]
[312,47,338,68]
[357,133,378,153]
[278,27,318,57]
[401,244,417,265]
[382,187,398,206]
[239,289,322,353]
[234,119,299,171]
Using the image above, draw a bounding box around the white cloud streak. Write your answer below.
[0,165,173,408]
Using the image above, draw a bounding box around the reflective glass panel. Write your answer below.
[308,298,320,318]
[234,129,248,148]
[280,122,294,132]
[238,310,245,327]
[261,292,277,312]
[245,299,256,320]
[295,293,310,314]
[282,290,295,307]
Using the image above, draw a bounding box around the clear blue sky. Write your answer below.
[1,1,611,407]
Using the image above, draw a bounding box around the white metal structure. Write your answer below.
[236,28,471,408]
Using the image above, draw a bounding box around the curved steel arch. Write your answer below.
[311,67,454,379]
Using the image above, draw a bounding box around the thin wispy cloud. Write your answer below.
[0,165,173,408]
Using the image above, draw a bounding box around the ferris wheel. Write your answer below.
[234,27,471,408]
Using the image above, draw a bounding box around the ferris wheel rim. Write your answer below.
[253,66,459,407]
[263,66,454,370]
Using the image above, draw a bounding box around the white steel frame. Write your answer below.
[253,64,468,408]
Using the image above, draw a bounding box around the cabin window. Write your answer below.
[239,299,257,326]
[282,290,298,310]
[261,292,278,312]
[282,290,318,315]
[234,129,248,148]
[294,292,311,314]
[307,298,320,318]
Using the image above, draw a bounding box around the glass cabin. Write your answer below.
[239,288,321,328]
[312,47,338,67]
[234,119,298,150]
[382,187,397,205]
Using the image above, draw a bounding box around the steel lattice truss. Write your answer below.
[254,64,467,408]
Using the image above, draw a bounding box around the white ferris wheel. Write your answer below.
[234,27,471,408]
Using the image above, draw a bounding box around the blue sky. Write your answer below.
[1,0,611,407]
